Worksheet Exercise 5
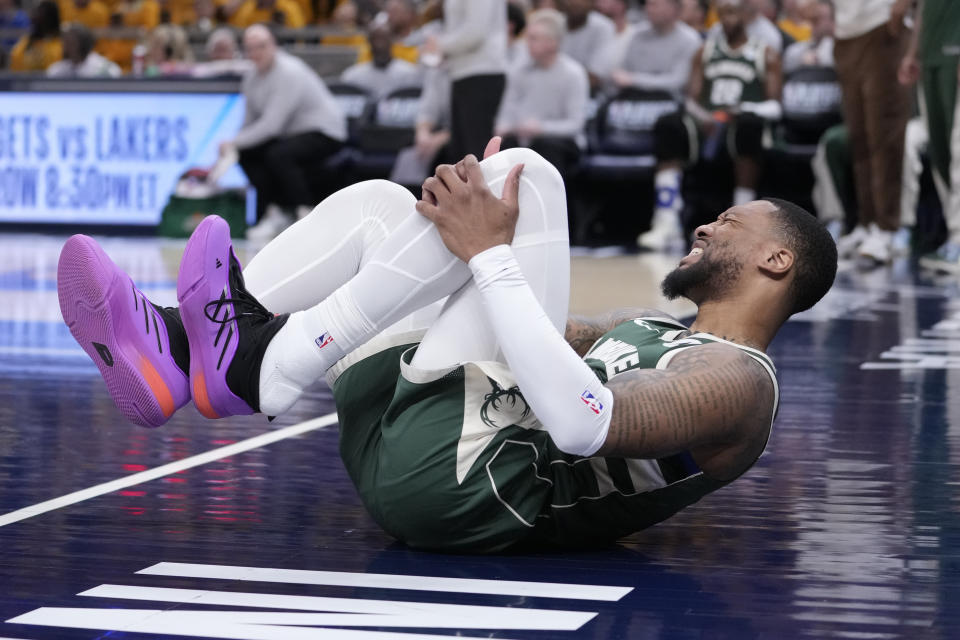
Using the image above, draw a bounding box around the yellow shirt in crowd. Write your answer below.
[778,18,812,42]
[58,0,111,27]
[9,36,63,71]
[229,0,305,28]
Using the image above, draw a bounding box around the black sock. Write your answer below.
[152,304,190,377]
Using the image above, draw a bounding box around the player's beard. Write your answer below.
[660,242,743,304]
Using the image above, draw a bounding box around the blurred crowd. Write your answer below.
[0,0,958,273]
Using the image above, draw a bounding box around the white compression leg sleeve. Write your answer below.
[242,179,422,314]
[257,150,554,415]
[469,245,612,456]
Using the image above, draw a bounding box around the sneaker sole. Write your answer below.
[178,215,254,419]
[57,235,189,428]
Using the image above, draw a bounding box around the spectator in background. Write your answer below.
[58,0,110,28]
[230,0,305,28]
[421,0,507,160]
[322,1,367,49]
[356,0,421,64]
[902,0,960,273]
[596,0,636,72]
[341,22,422,98]
[0,0,30,55]
[142,23,193,75]
[709,0,783,53]
[642,0,782,250]
[506,1,527,66]
[223,24,347,240]
[47,23,121,76]
[610,0,701,99]
[558,0,616,88]
[495,8,589,180]
[832,0,911,264]
[779,0,812,42]
[9,0,62,72]
[390,66,452,185]
[192,26,253,76]
[783,0,833,73]
[680,0,709,35]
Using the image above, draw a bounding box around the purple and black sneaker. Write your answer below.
[177,215,288,419]
[57,235,191,427]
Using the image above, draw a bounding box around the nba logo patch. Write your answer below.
[580,389,604,415]
[315,333,334,349]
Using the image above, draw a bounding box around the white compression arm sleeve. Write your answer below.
[469,245,613,456]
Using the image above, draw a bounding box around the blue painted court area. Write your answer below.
[1,234,959,639]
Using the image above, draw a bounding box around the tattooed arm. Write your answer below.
[565,308,680,357]
[596,343,775,481]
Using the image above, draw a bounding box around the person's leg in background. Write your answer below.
[855,24,911,264]
[640,111,697,251]
[811,124,855,241]
[449,74,506,159]
[919,60,960,272]
[728,111,764,206]
[833,30,877,259]
[237,141,275,222]
[263,131,344,220]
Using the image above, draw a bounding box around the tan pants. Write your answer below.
[834,24,912,232]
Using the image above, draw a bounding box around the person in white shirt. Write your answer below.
[47,24,121,78]
[495,8,589,180]
[783,0,834,73]
[559,0,617,87]
[596,0,637,72]
[341,22,423,99]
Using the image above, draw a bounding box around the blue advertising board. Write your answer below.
[0,92,247,225]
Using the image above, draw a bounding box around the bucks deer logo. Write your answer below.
[479,378,531,429]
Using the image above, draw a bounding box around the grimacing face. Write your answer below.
[661,201,781,304]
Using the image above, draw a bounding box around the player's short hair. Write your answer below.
[527,8,567,41]
[763,198,837,315]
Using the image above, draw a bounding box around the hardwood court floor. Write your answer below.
[1,232,959,639]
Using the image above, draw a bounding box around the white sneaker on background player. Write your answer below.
[836,224,870,259]
[857,224,894,265]
[638,210,685,251]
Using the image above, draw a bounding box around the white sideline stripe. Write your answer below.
[7,608,523,640]
[80,585,596,629]
[139,562,632,602]
[0,413,339,528]
[80,585,593,630]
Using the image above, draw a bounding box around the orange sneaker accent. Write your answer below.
[138,354,176,418]
[192,371,221,419]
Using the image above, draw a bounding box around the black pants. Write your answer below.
[238,131,343,219]
[653,111,764,163]
[449,73,506,160]
[501,134,581,180]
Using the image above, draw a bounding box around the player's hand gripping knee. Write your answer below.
[416,154,524,263]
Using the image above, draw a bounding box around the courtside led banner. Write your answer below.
[0,92,247,225]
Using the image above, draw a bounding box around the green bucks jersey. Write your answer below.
[700,33,768,111]
[330,318,779,552]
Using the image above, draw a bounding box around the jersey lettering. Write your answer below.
[588,338,641,378]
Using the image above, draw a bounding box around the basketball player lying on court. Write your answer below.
[57,139,837,552]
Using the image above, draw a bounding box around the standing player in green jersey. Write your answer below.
[58,138,837,552]
[900,0,960,273]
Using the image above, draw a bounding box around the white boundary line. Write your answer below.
[0,412,339,528]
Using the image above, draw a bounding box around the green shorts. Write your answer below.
[328,331,559,553]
